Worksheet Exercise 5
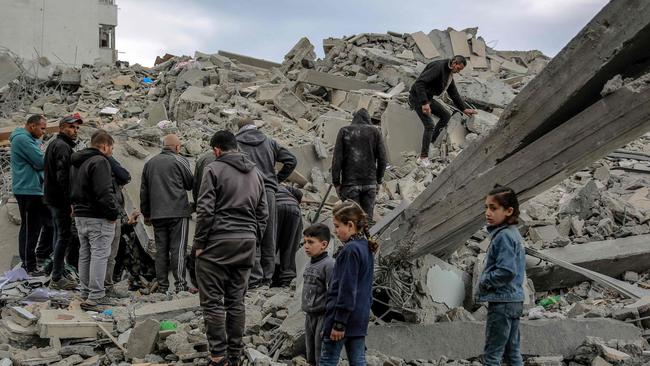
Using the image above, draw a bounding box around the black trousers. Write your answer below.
[15,195,46,271]
[251,188,276,284]
[152,217,189,292]
[272,203,303,286]
[340,185,377,221]
[410,97,452,157]
[197,238,256,358]
[48,205,73,281]
[37,206,54,260]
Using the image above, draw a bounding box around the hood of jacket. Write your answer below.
[236,128,267,146]
[10,128,33,142]
[217,151,256,173]
[352,108,371,125]
[71,148,105,168]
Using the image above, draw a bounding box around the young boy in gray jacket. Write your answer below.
[302,223,335,366]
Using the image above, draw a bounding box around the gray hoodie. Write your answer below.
[302,252,335,314]
[194,151,269,250]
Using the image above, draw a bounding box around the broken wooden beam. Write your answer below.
[378,0,650,259]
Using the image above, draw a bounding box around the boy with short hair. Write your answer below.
[302,223,335,366]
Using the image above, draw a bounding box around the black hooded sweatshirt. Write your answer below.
[194,151,269,251]
[236,128,297,192]
[44,133,76,208]
[331,108,388,187]
[69,148,120,221]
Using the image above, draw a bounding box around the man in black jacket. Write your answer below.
[141,134,193,293]
[272,184,303,288]
[70,130,120,308]
[409,55,477,167]
[104,156,131,297]
[195,130,268,365]
[236,117,296,288]
[44,113,82,290]
[331,108,387,221]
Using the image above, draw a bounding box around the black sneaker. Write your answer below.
[81,296,115,311]
[105,287,130,299]
[49,276,79,291]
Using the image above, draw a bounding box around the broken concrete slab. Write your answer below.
[380,102,425,164]
[217,50,281,70]
[529,225,562,243]
[449,30,471,58]
[287,144,332,184]
[134,296,201,321]
[256,84,285,103]
[0,53,21,89]
[527,234,650,291]
[274,90,310,121]
[297,69,384,92]
[177,86,215,105]
[38,310,98,339]
[112,74,138,89]
[411,31,440,59]
[126,318,160,360]
[366,318,642,360]
[316,112,349,146]
[144,101,168,127]
[124,138,150,159]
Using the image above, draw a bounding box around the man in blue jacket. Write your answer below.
[10,115,47,275]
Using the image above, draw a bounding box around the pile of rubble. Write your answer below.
[2,23,650,366]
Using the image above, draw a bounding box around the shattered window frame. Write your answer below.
[99,24,115,49]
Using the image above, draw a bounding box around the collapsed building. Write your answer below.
[0,0,650,365]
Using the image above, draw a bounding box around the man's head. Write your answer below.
[163,134,181,154]
[210,130,238,158]
[237,116,255,131]
[450,55,467,74]
[90,129,114,157]
[303,223,331,258]
[59,113,83,140]
[25,114,46,139]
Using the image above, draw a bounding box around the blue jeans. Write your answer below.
[484,302,523,366]
[319,337,366,366]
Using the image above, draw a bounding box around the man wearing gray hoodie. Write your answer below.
[195,130,268,366]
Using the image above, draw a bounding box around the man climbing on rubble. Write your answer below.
[331,108,387,222]
[194,130,268,366]
[10,114,48,276]
[70,130,120,309]
[140,134,193,293]
[236,117,297,288]
[44,113,83,289]
[409,55,477,167]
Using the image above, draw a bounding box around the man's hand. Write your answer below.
[422,103,432,116]
[195,248,204,257]
[463,109,478,116]
[127,210,141,225]
[330,329,345,341]
[144,217,152,226]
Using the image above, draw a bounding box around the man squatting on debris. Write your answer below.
[409,55,477,167]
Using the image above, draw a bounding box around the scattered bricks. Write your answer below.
[126,319,160,360]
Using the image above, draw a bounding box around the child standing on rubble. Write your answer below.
[478,185,526,366]
[319,201,377,366]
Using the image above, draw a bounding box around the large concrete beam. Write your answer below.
[366,319,642,360]
[297,70,384,92]
[527,235,650,291]
[379,0,650,259]
[217,50,281,70]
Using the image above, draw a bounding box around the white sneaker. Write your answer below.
[418,157,432,168]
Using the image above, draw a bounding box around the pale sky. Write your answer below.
[115,0,609,67]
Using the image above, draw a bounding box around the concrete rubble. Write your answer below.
[2,6,650,365]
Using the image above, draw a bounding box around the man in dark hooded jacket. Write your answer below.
[331,108,387,221]
[236,117,296,287]
[195,130,268,365]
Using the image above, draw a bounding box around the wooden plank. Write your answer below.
[411,31,440,59]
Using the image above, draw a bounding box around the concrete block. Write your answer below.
[256,84,285,103]
[126,319,160,360]
[449,30,471,57]
[274,90,309,121]
[529,225,561,243]
[361,47,404,66]
[124,138,150,159]
[144,101,168,127]
[315,112,349,146]
[134,296,200,321]
[527,235,650,291]
[287,144,332,183]
[467,112,499,135]
[297,69,384,92]
[217,50,281,70]
[366,319,642,361]
[0,53,21,89]
[380,102,425,164]
[411,31,440,59]
[38,310,98,339]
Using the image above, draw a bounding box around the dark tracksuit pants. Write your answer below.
[152,217,189,292]
[48,205,73,281]
[15,195,46,272]
[251,188,276,284]
[37,206,53,260]
[197,238,256,358]
[273,203,302,286]
[410,97,452,157]
[340,185,377,221]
